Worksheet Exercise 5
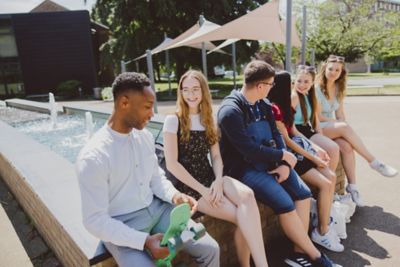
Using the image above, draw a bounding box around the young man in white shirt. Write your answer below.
[76,72,219,267]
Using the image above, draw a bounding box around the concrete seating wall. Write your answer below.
[173,161,346,267]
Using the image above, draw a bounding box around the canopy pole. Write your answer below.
[120,60,126,73]
[301,5,307,65]
[199,15,208,79]
[311,48,315,67]
[146,49,158,113]
[285,0,293,72]
[232,42,237,90]
[164,33,172,96]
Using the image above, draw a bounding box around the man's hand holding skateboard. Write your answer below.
[145,192,198,260]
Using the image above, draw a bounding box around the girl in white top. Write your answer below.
[163,70,269,267]
[316,55,398,207]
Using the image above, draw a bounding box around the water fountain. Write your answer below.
[49,92,58,128]
[85,111,95,138]
[0,101,165,266]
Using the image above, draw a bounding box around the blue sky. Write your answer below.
[0,0,96,14]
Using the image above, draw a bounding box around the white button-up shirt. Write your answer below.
[76,125,179,250]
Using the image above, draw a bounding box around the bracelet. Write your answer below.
[280,160,291,169]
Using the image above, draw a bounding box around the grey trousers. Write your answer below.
[104,197,220,267]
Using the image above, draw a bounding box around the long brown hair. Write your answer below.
[316,56,347,102]
[295,69,318,129]
[176,70,218,145]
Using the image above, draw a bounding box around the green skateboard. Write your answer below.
[155,203,206,267]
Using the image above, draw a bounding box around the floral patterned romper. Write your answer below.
[176,127,215,200]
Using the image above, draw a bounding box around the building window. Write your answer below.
[0,17,24,98]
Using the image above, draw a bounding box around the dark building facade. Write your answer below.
[0,10,107,99]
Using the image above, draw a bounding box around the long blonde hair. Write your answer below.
[316,56,347,101]
[176,70,218,145]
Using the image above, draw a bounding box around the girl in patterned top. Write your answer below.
[163,70,269,267]
[316,55,398,207]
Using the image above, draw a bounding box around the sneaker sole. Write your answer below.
[312,239,345,253]
[284,259,312,267]
[382,171,398,177]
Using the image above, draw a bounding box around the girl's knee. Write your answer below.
[339,140,353,154]
[240,187,256,203]
[319,178,332,192]
[327,171,336,183]
[327,141,340,155]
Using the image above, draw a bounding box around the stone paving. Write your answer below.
[0,178,62,267]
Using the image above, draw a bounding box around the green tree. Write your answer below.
[299,0,400,63]
[91,0,268,81]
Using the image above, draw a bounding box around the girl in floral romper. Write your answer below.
[163,70,269,267]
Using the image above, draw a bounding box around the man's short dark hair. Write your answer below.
[112,72,151,99]
[244,60,275,86]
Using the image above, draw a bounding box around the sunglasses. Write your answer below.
[327,55,345,62]
[297,65,316,72]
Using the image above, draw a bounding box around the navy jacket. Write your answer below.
[217,90,285,178]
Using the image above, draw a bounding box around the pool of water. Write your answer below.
[1,106,106,163]
[0,106,165,164]
[14,116,106,163]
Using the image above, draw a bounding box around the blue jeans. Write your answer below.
[241,168,311,214]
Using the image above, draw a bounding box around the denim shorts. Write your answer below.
[241,168,312,214]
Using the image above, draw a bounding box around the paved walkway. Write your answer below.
[0,197,33,267]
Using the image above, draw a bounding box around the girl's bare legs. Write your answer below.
[198,176,268,267]
[322,122,375,163]
[311,133,340,171]
[234,228,251,267]
[335,138,364,206]
[335,138,357,184]
[278,208,321,260]
[301,168,335,234]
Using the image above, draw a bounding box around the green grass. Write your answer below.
[155,74,400,100]
[348,72,400,79]
[347,84,400,95]
[155,76,242,100]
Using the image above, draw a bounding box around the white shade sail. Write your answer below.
[164,0,301,48]
[133,20,226,61]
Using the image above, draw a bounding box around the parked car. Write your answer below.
[213,65,225,78]
[224,70,238,79]
[160,72,176,80]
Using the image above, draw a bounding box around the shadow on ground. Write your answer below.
[264,205,400,267]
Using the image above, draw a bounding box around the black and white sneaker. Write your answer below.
[313,252,343,267]
[284,252,313,267]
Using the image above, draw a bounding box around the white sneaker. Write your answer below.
[346,185,364,207]
[311,228,345,252]
[328,220,342,241]
[372,162,398,177]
